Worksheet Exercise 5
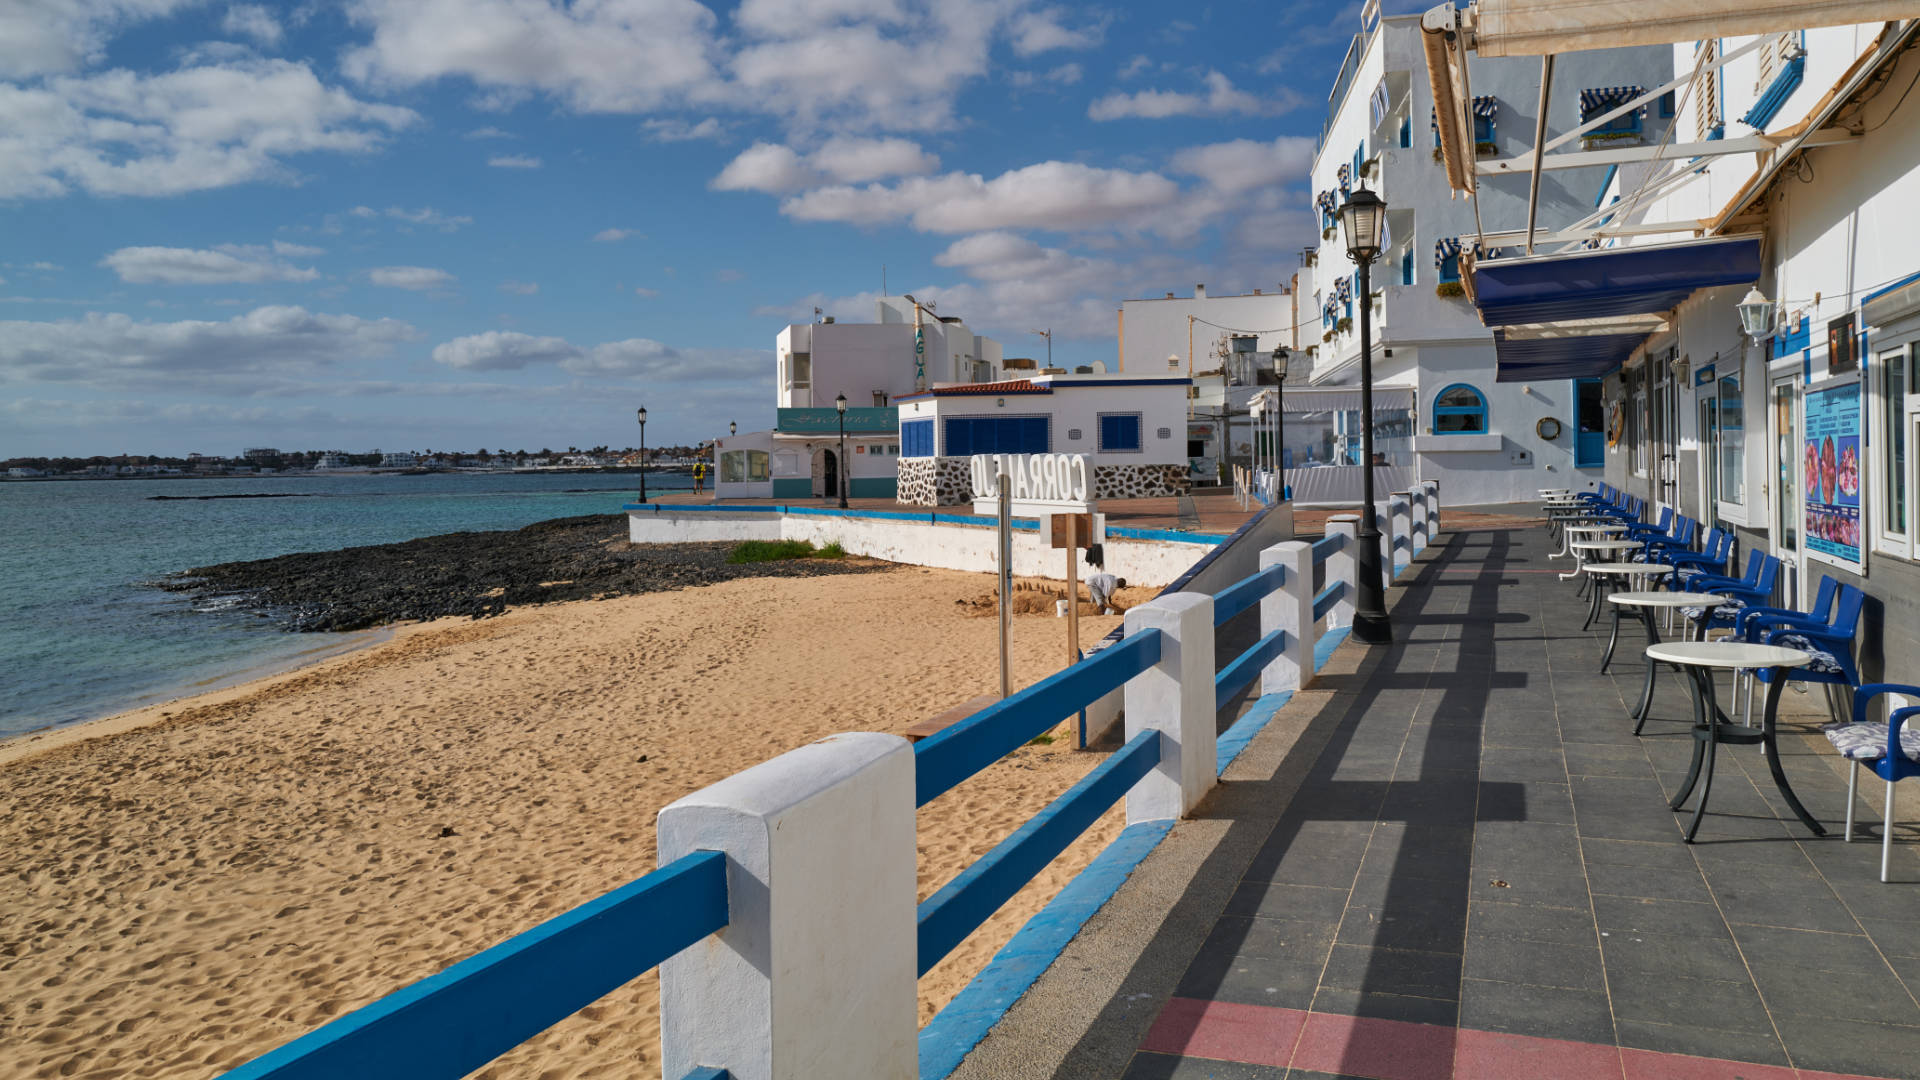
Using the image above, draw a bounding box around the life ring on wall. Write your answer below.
[1606,403,1625,447]
[1536,417,1563,441]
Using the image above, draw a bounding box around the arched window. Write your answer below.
[1433,383,1488,434]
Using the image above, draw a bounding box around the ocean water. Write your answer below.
[0,471,689,738]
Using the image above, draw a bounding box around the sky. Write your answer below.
[0,0,1408,458]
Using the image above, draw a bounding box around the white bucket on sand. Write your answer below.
[1055,599,1069,617]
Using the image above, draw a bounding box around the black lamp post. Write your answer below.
[834,393,849,509]
[1272,346,1291,499]
[635,406,648,504]
[1339,183,1392,644]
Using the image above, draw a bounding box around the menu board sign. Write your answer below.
[1827,312,1857,375]
[1804,379,1863,569]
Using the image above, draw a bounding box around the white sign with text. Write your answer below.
[971,453,1096,516]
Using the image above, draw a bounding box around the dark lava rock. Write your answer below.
[156,513,882,632]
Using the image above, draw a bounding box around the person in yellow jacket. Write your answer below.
[692,461,707,494]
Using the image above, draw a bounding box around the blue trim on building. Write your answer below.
[1594,164,1619,209]
[1741,54,1805,129]
[1863,269,1920,308]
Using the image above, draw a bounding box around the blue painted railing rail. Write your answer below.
[682,1070,732,1080]
[917,730,1161,973]
[914,629,1162,807]
[220,851,730,1080]
[1313,581,1346,623]
[1212,563,1285,626]
[1312,533,1345,564]
[1213,628,1290,712]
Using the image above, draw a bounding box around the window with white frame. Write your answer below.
[1717,370,1745,506]
[1631,387,1648,476]
[1875,343,1918,557]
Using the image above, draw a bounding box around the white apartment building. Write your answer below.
[1306,11,1671,506]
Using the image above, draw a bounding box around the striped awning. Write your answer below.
[1315,189,1338,215]
[1336,162,1351,189]
[1334,275,1352,303]
[1472,95,1498,118]
[1437,237,1503,267]
[1579,86,1646,118]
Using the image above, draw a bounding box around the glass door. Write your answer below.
[1770,375,1802,607]
[1700,394,1720,523]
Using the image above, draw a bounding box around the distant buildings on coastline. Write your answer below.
[1,445,706,480]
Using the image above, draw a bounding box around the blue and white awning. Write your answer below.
[1315,189,1338,215]
[1437,236,1504,267]
[1579,86,1646,119]
[1472,95,1498,118]
[1336,162,1351,191]
[1334,275,1352,303]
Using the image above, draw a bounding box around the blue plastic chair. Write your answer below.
[1664,528,1734,585]
[1748,583,1866,726]
[1823,683,1920,881]
[1623,506,1673,541]
[1633,515,1697,565]
[1681,552,1778,639]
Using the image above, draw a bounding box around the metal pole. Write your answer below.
[1065,514,1079,668]
[1353,255,1393,643]
[997,470,1013,698]
[837,412,849,509]
[1277,379,1286,501]
[638,422,647,503]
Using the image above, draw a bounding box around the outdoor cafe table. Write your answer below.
[1579,563,1672,630]
[1607,591,1724,726]
[1553,521,1627,566]
[1570,539,1646,596]
[1642,641,1822,843]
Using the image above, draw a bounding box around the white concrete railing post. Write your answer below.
[1389,493,1412,578]
[1260,541,1316,695]
[1326,515,1359,629]
[658,733,918,1080]
[1122,592,1216,823]
[1409,486,1428,556]
[1373,499,1393,583]
[1423,480,1441,538]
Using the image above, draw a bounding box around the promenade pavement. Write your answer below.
[954,519,1920,1080]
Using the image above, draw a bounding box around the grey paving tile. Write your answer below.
[1770,1014,1920,1080]
[1354,823,1475,883]
[1860,917,1920,960]
[1562,742,1657,779]
[1457,977,1615,1043]
[1476,780,1576,825]
[1174,930,1324,1010]
[1335,899,1469,954]
[1317,943,1460,1000]
[1479,747,1569,784]
[1580,836,1699,871]
[1469,867,1592,909]
[1600,928,1750,983]
[1591,894,1732,938]
[1729,922,1895,974]
[1306,986,1460,1027]
[1613,1019,1790,1067]
[1224,882,1355,924]
[1607,973,1775,1033]
[1583,859,1714,903]
[1472,821,1584,875]
[1467,899,1598,946]
[1462,936,1605,991]
[1121,1052,1288,1080]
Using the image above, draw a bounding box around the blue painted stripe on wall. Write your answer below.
[1106,525,1228,545]
[916,730,1160,975]
[220,851,728,1080]
[917,820,1173,1080]
[680,1070,731,1080]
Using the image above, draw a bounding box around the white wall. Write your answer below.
[628,508,1225,586]
[1119,289,1296,375]
[898,376,1191,468]
[777,308,1005,410]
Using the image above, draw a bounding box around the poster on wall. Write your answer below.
[1803,379,1864,570]
[1827,312,1857,375]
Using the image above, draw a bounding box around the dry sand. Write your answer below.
[0,564,1149,1080]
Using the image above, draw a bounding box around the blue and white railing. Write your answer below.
[219,485,1442,1080]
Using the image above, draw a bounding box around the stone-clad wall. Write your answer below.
[895,458,1192,507]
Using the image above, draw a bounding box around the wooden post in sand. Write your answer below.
[1065,513,1078,664]
[997,469,1013,699]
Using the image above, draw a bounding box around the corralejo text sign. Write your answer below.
[971,453,1096,516]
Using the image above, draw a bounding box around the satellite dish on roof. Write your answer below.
[1091,361,1107,373]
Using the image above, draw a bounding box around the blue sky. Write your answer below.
[0,0,1403,457]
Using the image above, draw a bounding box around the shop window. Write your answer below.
[719,449,769,483]
[1630,388,1648,476]
[1717,371,1745,505]
[1432,383,1488,434]
[1879,345,1913,548]
[943,415,1049,456]
[901,418,935,457]
[1099,412,1143,452]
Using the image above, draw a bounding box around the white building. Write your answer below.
[715,297,1009,501]
[1304,11,1671,506]
[894,373,1193,506]
[379,451,418,468]
[1448,14,1920,681]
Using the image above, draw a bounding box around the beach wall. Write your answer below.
[626,505,1241,588]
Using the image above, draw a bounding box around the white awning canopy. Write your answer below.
[1255,386,1415,415]
[1463,0,1920,57]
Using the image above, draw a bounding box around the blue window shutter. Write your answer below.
[1399,115,1411,148]
[1741,54,1804,128]
[1400,247,1415,285]
[944,417,971,457]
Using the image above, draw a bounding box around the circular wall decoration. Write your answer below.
[1536,416,1563,441]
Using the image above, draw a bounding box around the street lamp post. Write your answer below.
[834,392,849,509]
[635,406,648,504]
[1338,183,1392,644]
[1272,346,1290,502]
[1030,327,1052,371]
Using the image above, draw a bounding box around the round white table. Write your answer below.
[1643,641,1821,842]
[1552,521,1628,566]
[1569,539,1647,596]
[1607,591,1724,720]
[1579,562,1673,629]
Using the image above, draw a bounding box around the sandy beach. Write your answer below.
[0,563,1147,1080]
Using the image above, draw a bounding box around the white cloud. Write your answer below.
[272,240,325,257]
[368,265,455,290]
[430,329,763,381]
[779,160,1181,234]
[592,228,641,243]
[1088,71,1294,121]
[102,244,320,284]
[1046,63,1082,85]
[0,305,418,387]
[634,286,660,298]
[380,206,473,230]
[641,117,724,142]
[464,125,514,138]
[1117,54,1152,80]
[487,154,541,168]
[711,136,937,194]
[221,4,282,47]
[1170,135,1316,194]
[498,280,539,295]
[0,0,199,80]
[0,58,419,199]
[715,268,744,283]
[1008,8,1105,57]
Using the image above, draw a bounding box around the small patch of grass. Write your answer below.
[726,539,821,563]
[1027,733,1055,746]
[815,541,847,559]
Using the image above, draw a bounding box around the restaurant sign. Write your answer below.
[1804,379,1863,570]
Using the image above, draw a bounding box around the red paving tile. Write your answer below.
[1139,997,1301,1067]
[1452,1029,1624,1080]
[1291,1010,1457,1080]
[1620,1048,1798,1080]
